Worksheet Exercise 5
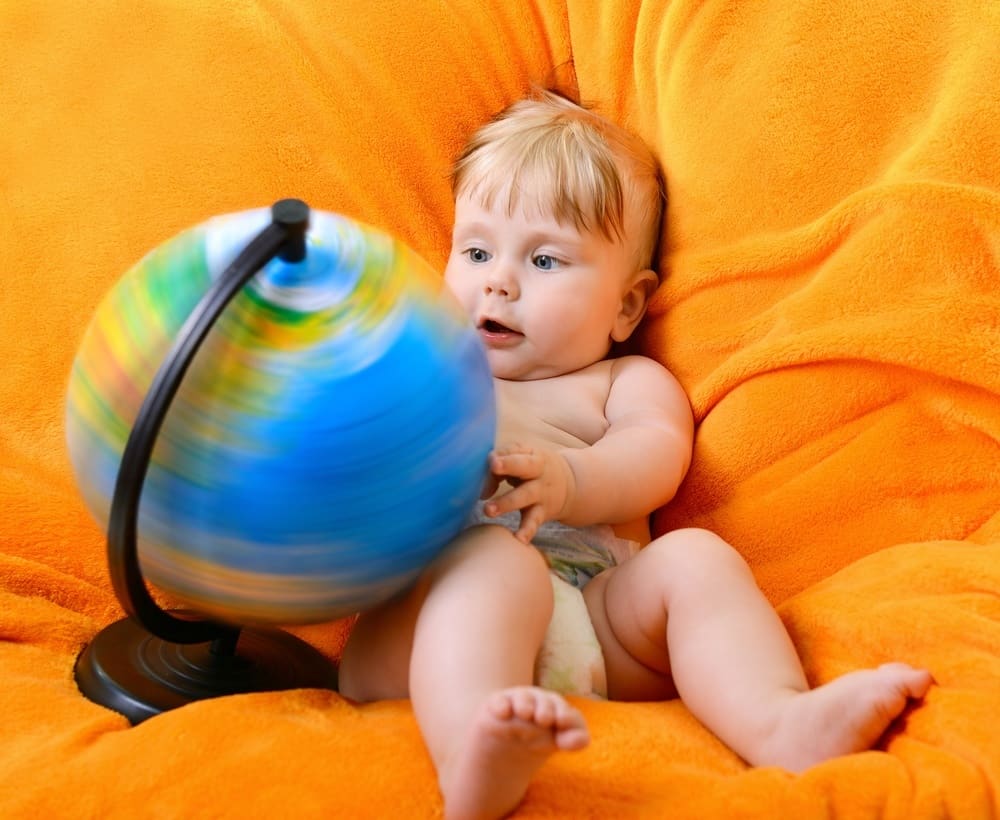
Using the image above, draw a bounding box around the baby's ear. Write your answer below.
[611,268,658,342]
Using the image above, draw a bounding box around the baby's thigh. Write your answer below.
[582,555,678,702]
[340,524,547,702]
[583,527,742,701]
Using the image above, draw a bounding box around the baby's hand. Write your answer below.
[483,443,575,543]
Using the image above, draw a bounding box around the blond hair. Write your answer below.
[451,91,664,273]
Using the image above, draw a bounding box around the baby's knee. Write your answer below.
[432,524,551,583]
[643,527,751,583]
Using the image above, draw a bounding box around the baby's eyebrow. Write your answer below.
[524,229,585,250]
[452,220,493,239]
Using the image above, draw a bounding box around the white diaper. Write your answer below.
[464,502,634,699]
[534,574,607,699]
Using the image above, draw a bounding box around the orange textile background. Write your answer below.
[1,0,998,817]
[566,0,1000,601]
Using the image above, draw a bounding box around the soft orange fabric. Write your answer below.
[1,0,998,817]
[567,0,1000,602]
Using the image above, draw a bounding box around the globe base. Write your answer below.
[75,615,338,725]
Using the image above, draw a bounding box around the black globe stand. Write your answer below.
[75,199,338,725]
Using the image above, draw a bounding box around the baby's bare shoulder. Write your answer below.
[609,355,683,390]
[607,355,691,421]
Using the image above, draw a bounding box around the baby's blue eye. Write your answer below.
[466,248,491,264]
[533,254,558,270]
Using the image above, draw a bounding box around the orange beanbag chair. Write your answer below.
[1,0,997,816]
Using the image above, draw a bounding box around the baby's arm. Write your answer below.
[487,356,693,537]
[559,355,693,526]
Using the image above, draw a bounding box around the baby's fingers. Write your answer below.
[484,481,538,519]
[493,442,536,457]
[480,472,501,500]
[514,506,545,544]
[491,449,543,481]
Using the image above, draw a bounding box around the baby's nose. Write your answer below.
[484,267,519,299]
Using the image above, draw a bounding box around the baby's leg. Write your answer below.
[439,685,589,820]
[341,526,589,819]
[584,528,932,771]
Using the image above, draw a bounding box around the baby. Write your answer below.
[339,90,933,820]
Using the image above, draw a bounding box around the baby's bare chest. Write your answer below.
[494,364,613,450]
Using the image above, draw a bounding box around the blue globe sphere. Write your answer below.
[66,207,495,625]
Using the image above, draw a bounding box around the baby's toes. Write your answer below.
[878,663,934,698]
[488,687,537,723]
[551,696,583,728]
[509,688,542,722]
[530,692,561,727]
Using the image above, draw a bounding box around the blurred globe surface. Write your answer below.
[66,207,495,624]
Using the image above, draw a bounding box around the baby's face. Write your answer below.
[445,192,636,381]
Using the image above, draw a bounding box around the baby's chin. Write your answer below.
[489,359,599,382]
[485,337,612,381]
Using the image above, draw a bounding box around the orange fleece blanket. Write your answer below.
[2,0,998,816]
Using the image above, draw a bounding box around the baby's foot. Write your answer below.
[440,686,590,820]
[755,663,933,772]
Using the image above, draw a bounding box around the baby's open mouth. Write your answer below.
[480,319,519,334]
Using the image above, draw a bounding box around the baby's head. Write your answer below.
[451,90,663,277]
[445,91,665,380]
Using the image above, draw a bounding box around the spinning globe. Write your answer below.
[66,202,495,627]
